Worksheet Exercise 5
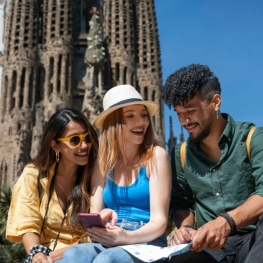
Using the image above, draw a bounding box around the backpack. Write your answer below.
[180,126,257,170]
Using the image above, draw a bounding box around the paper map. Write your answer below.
[119,242,192,262]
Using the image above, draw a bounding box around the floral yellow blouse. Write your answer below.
[6,163,88,250]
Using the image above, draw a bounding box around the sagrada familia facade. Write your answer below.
[0,0,167,187]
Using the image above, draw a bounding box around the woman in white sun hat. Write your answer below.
[57,84,171,263]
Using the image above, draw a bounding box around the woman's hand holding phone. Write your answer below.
[78,210,119,244]
[78,213,105,229]
[99,208,118,226]
[86,222,128,247]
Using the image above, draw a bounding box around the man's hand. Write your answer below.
[191,216,231,252]
[173,226,196,245]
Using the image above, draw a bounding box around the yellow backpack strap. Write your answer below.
[180,141,186,170]
[246,126,257,163]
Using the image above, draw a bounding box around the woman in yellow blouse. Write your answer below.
[6,108,99,263]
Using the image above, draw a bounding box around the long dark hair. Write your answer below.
[32,108,99,229]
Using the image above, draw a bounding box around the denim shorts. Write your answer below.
[118,219,167,247]
[119,219,146,231]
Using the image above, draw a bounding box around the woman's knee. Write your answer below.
[63,246,82,260]
[63,243,105,262]
[93,247,134,263]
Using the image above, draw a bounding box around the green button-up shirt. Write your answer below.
[170,114,263,231]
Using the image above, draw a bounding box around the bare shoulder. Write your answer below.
[153,146,170,164]
[150,146,171,178]
[153,145,169,158]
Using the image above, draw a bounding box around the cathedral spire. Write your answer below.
[180,124,185,143]
[167,116,177,154]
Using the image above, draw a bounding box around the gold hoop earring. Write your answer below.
[56,152,60,163]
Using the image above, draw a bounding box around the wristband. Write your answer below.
[183,224,195,229]
[24,245,52,263]
[218,212,236,235]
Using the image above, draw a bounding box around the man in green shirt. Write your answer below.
[162,64,263,263]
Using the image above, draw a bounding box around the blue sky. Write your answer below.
[155,0,263,144]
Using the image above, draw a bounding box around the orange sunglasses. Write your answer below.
[56,132,91,147]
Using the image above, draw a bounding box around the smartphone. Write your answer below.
[78,213,105,229]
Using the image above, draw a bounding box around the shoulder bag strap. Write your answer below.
[180,141,187,170]
[246,126,257,163]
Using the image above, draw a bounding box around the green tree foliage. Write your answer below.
[0,186,26,263]
[0,186,11,236]
[0,242,27,263]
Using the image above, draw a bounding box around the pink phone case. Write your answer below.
[78,213,105,229]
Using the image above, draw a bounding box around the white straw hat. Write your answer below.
[94,84,159,130]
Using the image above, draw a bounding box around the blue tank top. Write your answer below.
[103,167,150,224]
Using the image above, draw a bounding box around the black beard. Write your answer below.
[189,124,211,143]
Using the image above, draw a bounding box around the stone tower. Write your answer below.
[103,0,164,144]
[167,116,177,155]
[0,0,9,96]
[0,0,165,187]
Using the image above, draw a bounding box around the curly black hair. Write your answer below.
[162,64,221,108]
